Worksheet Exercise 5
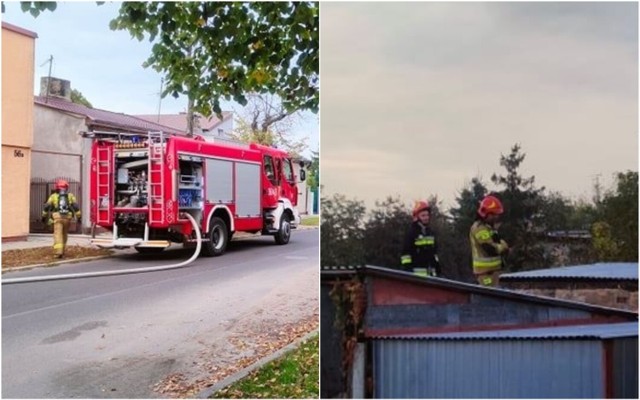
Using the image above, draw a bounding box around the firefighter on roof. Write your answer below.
[469,195,509,287]
[400,200,441,277]
[41,179,81,258]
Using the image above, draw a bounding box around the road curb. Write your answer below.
[196,330,319,399]
[2,255,115,273]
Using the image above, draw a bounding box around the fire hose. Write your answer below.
[2,213,202,285]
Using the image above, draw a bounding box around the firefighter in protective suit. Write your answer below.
[400,200,441,277]
[469,195,509,287]
[42,179,81,258]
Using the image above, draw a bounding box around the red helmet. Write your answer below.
[55,179,69,190]
[412,200,431,219]
[478,195,503,218]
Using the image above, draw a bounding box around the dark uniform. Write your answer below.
[400,221,441,277]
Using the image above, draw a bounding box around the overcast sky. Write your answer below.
[320,2,638,211]
[2,2,318,157]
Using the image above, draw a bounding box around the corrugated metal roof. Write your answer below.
[376,322,639,340]
[362,265,638,318]
[501,262,638,281]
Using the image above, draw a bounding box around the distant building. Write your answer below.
[135,112,235,142]
[501,262,638,311]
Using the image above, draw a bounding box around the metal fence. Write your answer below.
[30,177,81,233]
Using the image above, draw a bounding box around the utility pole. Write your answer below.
[592,173,603,205]
[156,78,163,123]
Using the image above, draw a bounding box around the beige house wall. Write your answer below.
[2,23,37,240]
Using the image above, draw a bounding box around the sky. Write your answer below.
[1,1,318,157]
[320,2,638,211]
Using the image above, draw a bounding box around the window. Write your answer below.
[283,159,294,182]
[264,156,276,185]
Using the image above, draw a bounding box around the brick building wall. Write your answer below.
[504,281,638,311]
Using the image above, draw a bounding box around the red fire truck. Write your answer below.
[88,131,305,256]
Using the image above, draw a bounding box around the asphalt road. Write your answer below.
[2,229,319,398]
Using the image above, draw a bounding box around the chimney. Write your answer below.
[40,77,71,101]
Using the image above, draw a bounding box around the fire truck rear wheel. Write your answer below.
[202,217,228,257]
[274,214,291,245]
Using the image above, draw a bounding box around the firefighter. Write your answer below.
[470,195,509,287]
[400,200,441,277]
[41,179,81,258]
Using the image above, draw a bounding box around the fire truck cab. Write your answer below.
[89,131,305,256]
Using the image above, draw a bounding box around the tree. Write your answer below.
[320,194,366,267]
[305,150,319,190]
[12,2,319,118]
[231,94,308,156]
[448,178,488,281]
[539,192,572,232]
[363,196,410,268]
[111,2,318,117]
[596,171,638,261]
[450,177,488,237]
[70,89,93,108]
[491,144,546,271]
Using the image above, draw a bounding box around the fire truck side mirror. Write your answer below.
[299,169,306,182]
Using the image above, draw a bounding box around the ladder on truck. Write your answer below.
[95,145,113,225]
[147,131,165,226]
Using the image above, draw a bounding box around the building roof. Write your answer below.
[347,265,638,319]
[374,321,639,341]
[134,112,233,133]
[501,262,638,281]
[34,96,184,135]
[2,21,38,38]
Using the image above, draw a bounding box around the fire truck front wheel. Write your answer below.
[201,217,229,257]
[274,214,291,245]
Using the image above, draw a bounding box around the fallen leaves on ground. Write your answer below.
[153,312,319,398]
[1,245,113,270]
[213,334,319,399]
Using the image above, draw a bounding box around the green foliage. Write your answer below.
[300,215,318,226]
[491,144,546,271]
[595,171,638,261]
[320,193,366,267]
[591,221,620,261]
[363,196,411,269]
[17,1,57,17]
[304,150,319,190]
[212,334,319,398]
[70,88,93,108]
[110,2,318,118]
[450,177,487,237]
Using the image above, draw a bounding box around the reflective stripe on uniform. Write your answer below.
[414,236,435,246]
[472,256,502,269]
[474,229,492,241]
[401,255,412,265]
[481,276,493,286]
[413,268,428,277]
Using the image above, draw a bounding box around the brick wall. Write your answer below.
[511,287,638,312]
